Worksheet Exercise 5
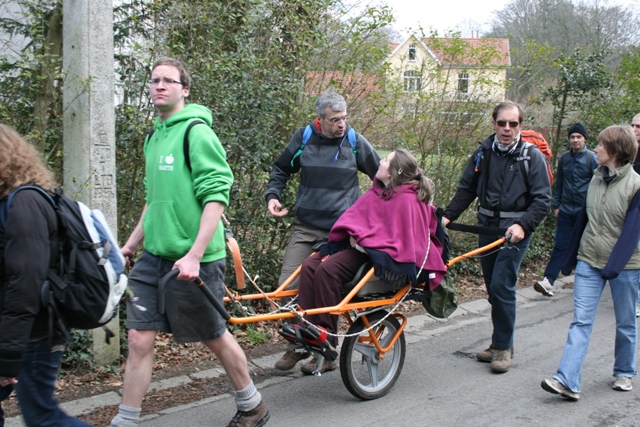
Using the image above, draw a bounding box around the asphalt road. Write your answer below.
[138,281,640,427]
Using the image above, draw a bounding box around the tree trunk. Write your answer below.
[34,0,63,154]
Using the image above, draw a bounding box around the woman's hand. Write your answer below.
[0,377,17,387]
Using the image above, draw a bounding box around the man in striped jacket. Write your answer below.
[265,91,380,372]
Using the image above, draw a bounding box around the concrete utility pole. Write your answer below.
[62,0,119,366]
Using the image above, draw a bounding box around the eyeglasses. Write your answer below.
[496,120,521,128]
[149,78,183,86]
[631,124,640,129]
[327,115,348,124]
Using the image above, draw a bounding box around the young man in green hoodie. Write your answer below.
[110,58,269,427]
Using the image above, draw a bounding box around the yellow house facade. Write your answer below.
[388,35,511,104]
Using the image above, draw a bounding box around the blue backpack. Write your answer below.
[290,125,357,167]
[0,187,128,339]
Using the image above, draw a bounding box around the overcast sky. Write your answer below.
[388,0,640,38]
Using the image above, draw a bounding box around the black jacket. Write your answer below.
[552,148,597,216]
[0,190,59,377]
[443,135,551,235]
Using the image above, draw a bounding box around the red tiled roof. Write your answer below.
[421,38,511,66]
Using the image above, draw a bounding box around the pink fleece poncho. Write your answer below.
[327,180,447,290]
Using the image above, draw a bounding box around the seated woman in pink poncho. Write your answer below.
[278,149,447,375]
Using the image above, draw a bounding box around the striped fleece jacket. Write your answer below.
[265,122,380,231]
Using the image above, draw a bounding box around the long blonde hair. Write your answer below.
[0,123,56,198]
[381,149,434,203]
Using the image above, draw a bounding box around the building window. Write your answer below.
[458,73,469,94]
[408,44,416,62]
[404,70,421,91]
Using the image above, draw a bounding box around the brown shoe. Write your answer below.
[490,348,511,373]
[227,400,270,427]
[476,345,514,363]
[274,350,310,371]
[300,357,337,375]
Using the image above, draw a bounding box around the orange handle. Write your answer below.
[226,236,246,290]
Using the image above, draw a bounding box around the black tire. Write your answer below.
[339,310,406,400]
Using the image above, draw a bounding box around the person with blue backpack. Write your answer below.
[0,123,93,427]
[264,91,381,372]
[110,58,268,427]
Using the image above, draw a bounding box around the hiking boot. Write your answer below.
[274,350,310,371]
[613,376,633,391]
[541,378,580,401]
[300,357,337,375]
[490,348,511,373]
[534,277,554,297]
[227,400,270,427]
[476,345,513,363]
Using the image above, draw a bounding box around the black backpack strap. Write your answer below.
[0,186,55,229]
[183,119,207,172]
[146,119,206,172]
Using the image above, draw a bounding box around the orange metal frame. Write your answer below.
[222,235,507,358]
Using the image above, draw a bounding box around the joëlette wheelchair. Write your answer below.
[157,222,508,401]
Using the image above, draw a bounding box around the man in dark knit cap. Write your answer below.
[535,122,597,296]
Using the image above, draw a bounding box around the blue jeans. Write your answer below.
[11,338,92,427]
[555,261,640,393]
[544,211,577,285]
[479,233,532,349]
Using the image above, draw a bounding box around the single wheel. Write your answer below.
[339,310,406,400]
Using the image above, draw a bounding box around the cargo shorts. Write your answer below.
[125,251,228,343]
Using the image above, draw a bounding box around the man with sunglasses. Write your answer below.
[441,101,551,374]
[265,91,380,373]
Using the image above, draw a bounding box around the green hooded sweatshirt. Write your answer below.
[142,104,233,262]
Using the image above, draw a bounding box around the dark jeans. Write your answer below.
[297,249,369,346]
[543,210,578,285]
[479,233,532,350]
[0,384,12,427]
[9,338,92,427]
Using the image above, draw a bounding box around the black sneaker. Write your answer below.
[278,324,304,345]
[299,325,338,361]
[227,400,270,427]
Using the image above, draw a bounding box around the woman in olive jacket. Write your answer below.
[542,125,640,401]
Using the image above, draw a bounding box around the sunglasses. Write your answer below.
[496,120,521,128]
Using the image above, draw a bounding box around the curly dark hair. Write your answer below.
[0,123,56,198]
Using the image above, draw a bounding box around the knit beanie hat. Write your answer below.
[568,122,588,139]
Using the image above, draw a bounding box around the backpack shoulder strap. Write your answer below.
[347,128,357,160]
[183,119,207,172]
[0,186,55,229]
[290,125,313,167]
[517,142,533,176]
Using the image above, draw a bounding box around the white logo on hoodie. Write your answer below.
[159,154,174,171]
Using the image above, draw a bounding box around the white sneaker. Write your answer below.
[636,305,639,318]
[534,277,554,297]
[613,376,633,391]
